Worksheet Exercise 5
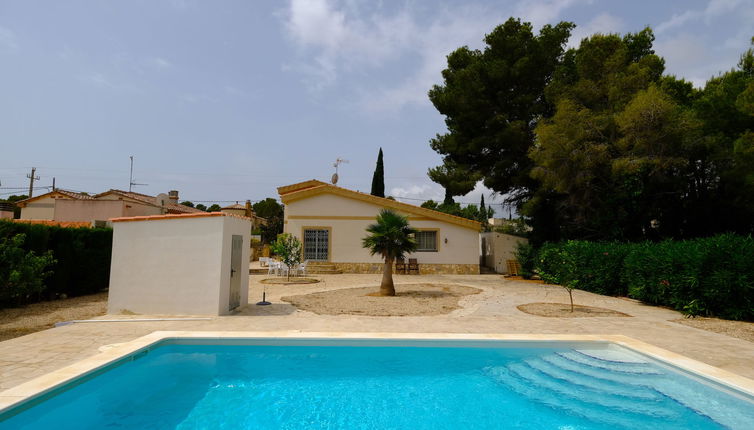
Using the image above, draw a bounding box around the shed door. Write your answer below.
[303,229,329,261]
[229,235,243,310]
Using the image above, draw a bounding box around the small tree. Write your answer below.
[371,148,385,197]
[270,233,302,280]
[0,234,55,306]
[362,209,418,296]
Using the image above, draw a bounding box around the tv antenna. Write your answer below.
[129,156,148,192]
[331,158,348,185]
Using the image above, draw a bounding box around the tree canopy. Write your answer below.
[430,20,754,243]
[370,148,385,197]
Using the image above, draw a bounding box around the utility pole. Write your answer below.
[27,167,40,197]
[52,177,56,191]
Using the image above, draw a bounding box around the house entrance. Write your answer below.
[303,228,329,261]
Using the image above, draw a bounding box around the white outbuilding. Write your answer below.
[107,212,251,316]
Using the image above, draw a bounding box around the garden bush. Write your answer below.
[535,241,630,296]
[533,234,754,321]
[0,220,112,306]
[0,234,55,306]
[513,242,537,279]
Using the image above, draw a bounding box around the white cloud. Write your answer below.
[570,12,623,47]
[0,25,19,52]
[655,10,700,34]
[279,0,591,112]
[149,57,172,70]
[390,183,441,202]
[78,72,142,93]
[389,181,504,216]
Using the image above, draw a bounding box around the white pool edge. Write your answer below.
[1,331,753,413]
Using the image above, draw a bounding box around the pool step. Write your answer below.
[484,350,698,429]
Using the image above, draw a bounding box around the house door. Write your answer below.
[303,228,329,261]
[229,235,243,310]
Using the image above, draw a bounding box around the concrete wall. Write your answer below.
[284,193,479,268]
[480,232,528,274]
[108,214,251,315]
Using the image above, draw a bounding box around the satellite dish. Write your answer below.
[155,193,170,207]
[331,173,339,185]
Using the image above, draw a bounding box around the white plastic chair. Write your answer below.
[278,263,290,277]
[259,257,269,267]
[295,260,309,277]
[267,261,278,275]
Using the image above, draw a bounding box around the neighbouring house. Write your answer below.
[15,189,203,223]
[480,232,528,274]
[278,180,481,274]
[0,202,13,219]
[108,212,251,315]
[220,201,267,231]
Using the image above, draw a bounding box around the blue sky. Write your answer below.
[1,0,752,214]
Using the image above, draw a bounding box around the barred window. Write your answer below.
[416,230,438,252]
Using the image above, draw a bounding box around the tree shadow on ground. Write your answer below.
[232,303,297,316]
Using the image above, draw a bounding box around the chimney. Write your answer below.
[245,200,253,218]
[168,190,179,204]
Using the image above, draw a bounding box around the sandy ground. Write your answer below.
[0,292,107,341]
[673,317,754,343]
[517,302,630,318]
[282,283,481,316]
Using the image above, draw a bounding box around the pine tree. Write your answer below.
[370,148,385,197]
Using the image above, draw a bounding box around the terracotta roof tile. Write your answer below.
[110,212,251,223]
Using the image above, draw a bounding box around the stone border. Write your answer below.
[259,278,320,285]
[1,332,753,415]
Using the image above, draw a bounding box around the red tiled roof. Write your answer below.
[15,189,95,205]
[110,212,250,223]
[13,220,92,228]
[95,189,203,214]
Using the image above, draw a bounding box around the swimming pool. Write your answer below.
[1,334,753,429]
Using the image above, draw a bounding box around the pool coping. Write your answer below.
[1,331,753,413]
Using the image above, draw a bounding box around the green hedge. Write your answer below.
[529,234,754,321]
[0,220,112,306]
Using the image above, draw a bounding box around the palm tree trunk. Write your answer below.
[379,256,395,296]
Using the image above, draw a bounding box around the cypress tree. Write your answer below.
[371,148,385,197]
[479,195,487,221]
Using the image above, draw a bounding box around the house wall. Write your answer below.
[284,193,479,273]
[480,232,528,274]
[0,210,13,219]
[54,200,125,222]
[108,215,251,315]
[19,195,59,219]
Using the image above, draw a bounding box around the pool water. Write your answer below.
[1,342,753,429]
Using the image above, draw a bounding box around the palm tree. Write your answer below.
[362,209,418,296]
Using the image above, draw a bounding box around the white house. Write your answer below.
[278,180,481,274]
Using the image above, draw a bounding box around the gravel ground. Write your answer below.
[517,302,631,318]
[0,292,107,341]
[672,317,754,343]
[282,283,481,316]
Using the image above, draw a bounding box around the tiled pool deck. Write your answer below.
[1,273,753,393]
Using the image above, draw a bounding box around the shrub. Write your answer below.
[0,220,112,305]
[0,234,55,306]
[513,242,537,279]
[535,234,754,321]
[535,241,629,295]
